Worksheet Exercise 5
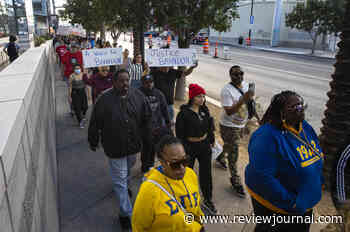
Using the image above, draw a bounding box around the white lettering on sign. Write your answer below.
[145,49,197,67]
[82,48,123,68]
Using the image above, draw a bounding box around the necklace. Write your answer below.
[284,125,323,159]
[164,177,193,209]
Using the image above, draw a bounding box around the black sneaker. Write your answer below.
[119,216,131,230]
[230,176,246,198]
[215,158,227,170]
[201,199,218,215]
[128,188,132,198]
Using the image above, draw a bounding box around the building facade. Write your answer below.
[32,0,50,35]
[210,0,338,51]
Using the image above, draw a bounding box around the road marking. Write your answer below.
[197,54,330,83]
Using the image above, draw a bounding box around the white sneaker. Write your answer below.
[79,121,85,129]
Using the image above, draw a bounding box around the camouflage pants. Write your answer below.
[217,125,241,178]
[321,207,350,232]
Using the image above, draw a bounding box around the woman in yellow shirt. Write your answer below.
[132,135,205,232]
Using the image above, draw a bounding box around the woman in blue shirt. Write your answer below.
[245,91,324,232]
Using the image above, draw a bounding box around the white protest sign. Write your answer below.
[82,48,123,68]
[145,49,197,67]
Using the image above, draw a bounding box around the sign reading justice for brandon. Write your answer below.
[145,49,197,67]
[82,48,123,68]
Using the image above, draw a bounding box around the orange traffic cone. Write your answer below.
[149,34,153,47]
[167,35,171,47]
[203,38,209,54]
[213,41,218,58]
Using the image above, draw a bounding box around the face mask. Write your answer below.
[75,69,81,74]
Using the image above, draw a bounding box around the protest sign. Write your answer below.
[145,49,197,67]
[82,48,123,68]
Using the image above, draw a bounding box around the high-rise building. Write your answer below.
[32,0,51,35]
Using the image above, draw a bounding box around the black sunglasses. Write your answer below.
[231,71,244,76]
[164,158,188,170]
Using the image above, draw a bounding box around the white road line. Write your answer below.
[197,54,330,83]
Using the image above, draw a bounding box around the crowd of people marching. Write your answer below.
[54,35,324,232]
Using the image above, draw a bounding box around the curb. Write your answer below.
[208,41,336,61]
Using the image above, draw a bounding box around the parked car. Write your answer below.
[191,32,208,44]
[144,31,159,37]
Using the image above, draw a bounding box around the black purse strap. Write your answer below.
[230,82,245,96]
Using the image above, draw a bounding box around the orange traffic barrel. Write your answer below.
[246,37,251,46]
[203,39,209,54]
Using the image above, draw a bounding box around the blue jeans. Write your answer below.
[108,154,137,217]
[168,104,174,122]
[130,80,142,89]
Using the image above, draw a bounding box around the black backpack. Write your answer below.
[7,42,18,58]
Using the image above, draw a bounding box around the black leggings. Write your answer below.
[71,88,88,123]
[252,198,312,232]
[184,139,213,201]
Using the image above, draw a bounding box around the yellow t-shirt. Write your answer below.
[132,167,204,232]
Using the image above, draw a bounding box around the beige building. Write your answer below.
[210,0,338,50]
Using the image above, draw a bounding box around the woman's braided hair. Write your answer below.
[261,90,302,130]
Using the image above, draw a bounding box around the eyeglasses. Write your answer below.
[164,158,188,170]
[101,69,109,72]
[231,71,244,76]
[286,102,308,112]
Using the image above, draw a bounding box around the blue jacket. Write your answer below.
[245,121,324,214]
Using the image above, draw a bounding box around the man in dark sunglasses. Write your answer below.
[83,65,113,104]
[216,65,257,198]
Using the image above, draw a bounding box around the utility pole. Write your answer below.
[248,0,254,41]
[52,0,56,15]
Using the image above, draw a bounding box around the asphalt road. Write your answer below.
[189,45,334,133]
[115,34,335,133]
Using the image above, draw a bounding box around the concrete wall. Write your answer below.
[210,0,328,49]
[0,40,59,232]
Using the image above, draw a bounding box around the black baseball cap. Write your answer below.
[142,74,153,81]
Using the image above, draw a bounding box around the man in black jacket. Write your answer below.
[139,74,172,173]
[88,69,152,230]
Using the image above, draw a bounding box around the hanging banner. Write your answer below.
[145,49,197,67]
[82,48,123,68]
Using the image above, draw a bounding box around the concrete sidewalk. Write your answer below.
[56,69,144,232]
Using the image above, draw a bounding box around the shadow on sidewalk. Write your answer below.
[55,75,143,232]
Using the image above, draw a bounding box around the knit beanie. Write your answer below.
[189,84,206,99]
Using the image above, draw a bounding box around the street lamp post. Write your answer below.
[248,0,254,42]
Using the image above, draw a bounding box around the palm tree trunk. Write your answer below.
[175,31,191,101]
[133,28,140,58]
[320,0,350,230]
